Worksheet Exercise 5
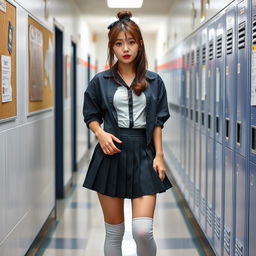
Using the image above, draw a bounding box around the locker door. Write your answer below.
[224,4,237,151]
[250,3,256,164]
[249,161,256,256]
[235,154,248,256]
[214,141,224,256]
[236,0,249,158]
[224,147,235,256]
[215,14,226,145]
[195,129,201,222]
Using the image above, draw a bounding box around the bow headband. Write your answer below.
[107,17,131,30]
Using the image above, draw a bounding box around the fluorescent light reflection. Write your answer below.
[107,0,143,8]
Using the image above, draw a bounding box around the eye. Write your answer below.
[129,40,135,45]
[115,42,122,46]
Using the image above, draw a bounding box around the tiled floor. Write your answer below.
[36,153,205,256]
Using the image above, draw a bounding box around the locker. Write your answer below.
[224,4,237,151]
[250,1,256,164]
[236,0,250,158]
[206,136,215,245]
[214,141,224,256]
[215,13,226,145]
[207,21,216,140]
[224,147,235,256]
[235,154,248,256]
[249,161,256,256]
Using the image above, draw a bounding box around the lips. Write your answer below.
[123,55,131,59]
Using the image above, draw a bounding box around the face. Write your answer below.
[112,31,139,64]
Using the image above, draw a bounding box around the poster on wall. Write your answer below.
[29,24,43,101]
[44,37,53,87]
[1,55,12,102]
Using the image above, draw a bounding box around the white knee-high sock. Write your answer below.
[104,222,125,256]
[132,217,157,256]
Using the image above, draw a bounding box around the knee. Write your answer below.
[132,217,154,242]
[105,222,125,240]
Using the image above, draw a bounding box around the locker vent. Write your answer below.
[207,204,212,227]
[235,238,244,256]
[238,21,246,50]
[209,41,214,60]
[196,48,200,64]
[190,109,193,120]
[195,110,199,123]
[191,50,195,66]
[214,214,221,240]
[216,35,222,58]
[202,45,206,64]
[195,188,200,207]
[224,226,231,255]
[226,28,233,55]
[252,16,256,45]
[201,196,206,216]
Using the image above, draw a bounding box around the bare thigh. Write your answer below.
[97,193,125,224]
[131,194,157,218]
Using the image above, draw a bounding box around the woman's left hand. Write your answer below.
[153,155,166,181]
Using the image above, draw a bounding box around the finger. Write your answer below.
[111,135,122,143]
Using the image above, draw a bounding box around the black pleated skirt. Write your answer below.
[83,128,172,198]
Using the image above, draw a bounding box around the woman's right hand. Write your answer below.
[95,129,122,155]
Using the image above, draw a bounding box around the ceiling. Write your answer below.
[73,0,176,34]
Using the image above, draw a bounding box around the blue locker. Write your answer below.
[224,147,235,256]
[215,13,226,145]
[235,154,248,256]
[249,161,256,256]
[236,0,250,158]
[214,141,224,256]
[224,4,237,151]
[206,136,215,245]
[189,40,197,210]
[250,1,256,164]
[194,33,202,223]
[200,26,208,232]
[207,21,216,140]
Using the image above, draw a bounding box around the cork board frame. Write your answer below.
[0,1,16,121]
[28,15,54,114]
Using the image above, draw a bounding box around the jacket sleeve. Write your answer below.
[83,76,104,128]
[155,75,170,128]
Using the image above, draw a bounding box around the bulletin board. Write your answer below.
[28,15,54,113]
[0,1,16,121]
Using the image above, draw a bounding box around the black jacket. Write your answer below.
[83,67,170,146]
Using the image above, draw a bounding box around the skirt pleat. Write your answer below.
[83,128,172,198]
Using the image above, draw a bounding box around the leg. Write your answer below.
[131,194,157,256]
[97,193,125,256]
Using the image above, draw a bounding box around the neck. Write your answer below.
[117,61,135,76]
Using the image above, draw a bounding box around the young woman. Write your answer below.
[82,10,172,256]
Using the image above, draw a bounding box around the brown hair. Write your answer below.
[107,11,148,96]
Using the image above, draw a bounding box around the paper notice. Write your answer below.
[0,0,6,13]
[251,47,256,106]
[44,38,53,87]
[1,55,12,102]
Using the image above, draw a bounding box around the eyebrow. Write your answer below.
[116,37,135,41]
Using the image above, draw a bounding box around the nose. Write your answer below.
[123,42,129,51]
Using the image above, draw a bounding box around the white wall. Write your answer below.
[0,0,93,254]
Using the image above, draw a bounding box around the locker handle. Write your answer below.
[216,116,220,134]
[236,122,241,146]
[190,109,193,121]
[196,111,199,123]
[208,114,211,130]
[252,126,256,154]
[226,119,230,139]
[201,113,205,126]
